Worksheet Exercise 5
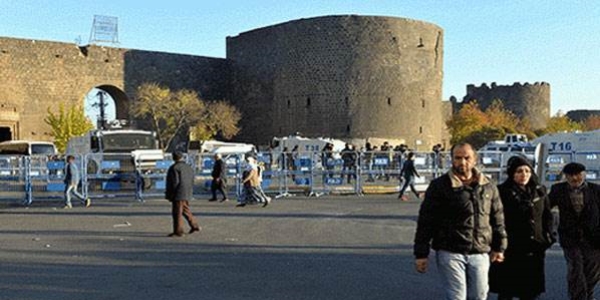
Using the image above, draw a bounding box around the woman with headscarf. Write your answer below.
[489,156,555,300]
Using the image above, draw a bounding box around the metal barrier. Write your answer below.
[0,155,26,204]
[4,149,600,205]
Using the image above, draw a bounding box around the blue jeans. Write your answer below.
[436,250,490,300]
[64,183,85,206]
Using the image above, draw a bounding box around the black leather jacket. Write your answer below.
[414,169,507,258]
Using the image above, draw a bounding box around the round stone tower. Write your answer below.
[227,15,444,148]
[463,82,551,130]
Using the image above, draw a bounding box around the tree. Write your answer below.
[583,115,600,131]
[446,101,487,145]
[446,100,538,148]
[191,100,241,141]
[132,83,205,150]
[44,102,95,153]
[536,113,584,136]
[132,83,242,150]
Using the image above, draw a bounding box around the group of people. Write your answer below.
[74,141,600,299]
[414,142,600,300]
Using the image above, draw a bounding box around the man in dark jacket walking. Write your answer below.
[414,143,507,300]
[209,153,228,202]
[165,152,200,237]
[549,162,600,300]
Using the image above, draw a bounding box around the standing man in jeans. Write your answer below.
[549,162,600,300]
[413,143,507,300]
[63,155,91,209]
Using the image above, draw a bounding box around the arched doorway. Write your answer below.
[84,85,129,129]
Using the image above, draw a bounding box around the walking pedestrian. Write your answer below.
[398,152,421,201]
[165,152,200,237]
[489,156,555,300]
[63,155,91,209]
[413,142,507,300]
[237,156,271,207]
[209,153,228,202]
[548,162,600,300]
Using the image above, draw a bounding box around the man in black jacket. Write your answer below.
[165,152,200,237]
[549,162,600,300]
[209,153,228,202]
[414,143,507,300]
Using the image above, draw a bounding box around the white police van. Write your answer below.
[532,130,600,185]
[0,140,58,176]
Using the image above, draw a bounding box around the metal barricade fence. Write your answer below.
[308,150,360,196]
[134,153,172,201]
[5,149,600,205]
[28,155,70,204]
[85,153,139,199]
[188,153,243,200]
[0,154,26,204]
[358,151,401,194]
[257,152,287,197]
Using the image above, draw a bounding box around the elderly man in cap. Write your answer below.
[165,152,200,237]
[549,162,600,300]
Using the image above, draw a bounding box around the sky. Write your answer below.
[1,0,599,118]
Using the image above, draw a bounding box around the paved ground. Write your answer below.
[0,194,591,300]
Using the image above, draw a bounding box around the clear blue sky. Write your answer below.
[2,0,599,116]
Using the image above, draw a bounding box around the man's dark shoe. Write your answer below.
[208,198,218,202]
[168,233,183,237]
[236,203,246,207]
[189,227,201,234]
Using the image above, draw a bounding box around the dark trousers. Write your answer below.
[563,241,600,300]
[171,200,199,235]
[399,176,419,197]
[211,178,227,200]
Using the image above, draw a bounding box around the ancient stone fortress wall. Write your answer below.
[0,37,228,142]
[462,82,551,130]
[227,15,445,149]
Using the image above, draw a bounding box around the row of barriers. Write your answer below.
[1,149,599,206]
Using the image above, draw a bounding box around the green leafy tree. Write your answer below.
[44,102,94,153]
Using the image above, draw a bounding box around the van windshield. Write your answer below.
[102,133,157,152]
[31,144,56,155]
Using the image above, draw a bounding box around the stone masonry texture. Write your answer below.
[0,37,229,143]
[2,15,551,150]
[227,15,445,148]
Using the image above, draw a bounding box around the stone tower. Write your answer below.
[227,15,445,148]
[462,82,551,130]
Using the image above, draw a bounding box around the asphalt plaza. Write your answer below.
[0,194,591,299]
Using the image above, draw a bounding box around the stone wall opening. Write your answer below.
[0,127,12,142]
[84,85,129,129]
